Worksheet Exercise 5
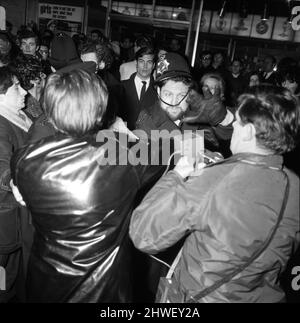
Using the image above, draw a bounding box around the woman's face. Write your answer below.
[282,79,298,94]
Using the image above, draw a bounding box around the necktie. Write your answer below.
[140,81,146,101]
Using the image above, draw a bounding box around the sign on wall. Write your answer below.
[230,13,253,37]
[250,15,274,39]
[272,17,294,41]
[38,3,84,36]
[210,11,232,35]
[199,11,212,33]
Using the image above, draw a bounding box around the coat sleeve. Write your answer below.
[0,123,13,192]
[129,171,207,254]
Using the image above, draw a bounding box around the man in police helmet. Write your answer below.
[135,52,234,156]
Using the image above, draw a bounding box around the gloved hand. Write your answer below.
[184,87,227,126]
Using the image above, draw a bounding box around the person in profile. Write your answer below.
[130,85,300,303]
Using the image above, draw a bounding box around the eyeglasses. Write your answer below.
[202,56,212,61]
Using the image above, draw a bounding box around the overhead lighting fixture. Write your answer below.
[261,2,270,21]
[219,0,227,18]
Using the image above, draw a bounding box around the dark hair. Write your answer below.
[135,46,156,61]
[80,41,97,55]
[237,85,300,154]
[200,50,212,59]
[281,69,300,84]
[156,75,194,90]
[135,35,153,49]
[96,43,115,70]
[91,29,104,39]
[15,55,43,91]
[19,30,39,45]
[231,58,243,66]
[264,55,276,65]
[0,66,15,94]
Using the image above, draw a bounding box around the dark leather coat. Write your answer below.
[11,131,165,302]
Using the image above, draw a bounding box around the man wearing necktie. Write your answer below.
[120,46,157,130]
[140,81,147,101]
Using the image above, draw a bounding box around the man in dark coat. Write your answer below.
[120,46,157,130]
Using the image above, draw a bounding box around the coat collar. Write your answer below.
[228,153,283,170]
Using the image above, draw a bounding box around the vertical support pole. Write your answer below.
[83,0,89,34]
[105,0,112,40]
[191,0,204,67]
[185,0,196,58]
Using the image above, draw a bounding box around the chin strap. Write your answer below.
[157,90,190,107]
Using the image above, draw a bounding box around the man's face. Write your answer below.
[170,39,180,52]
[1,76,27,111]
[0,39,11,55]
[122,38,133,49]
[231,61,241,75]
[213,53,223,67]
[158,80,189,122]
[201,54,212,68]
[282,79,298,94]
[39,45,49,60]
[263,57,274,73]
[136,54,154,80]
[21,37,38,56]
[91,33,99,42]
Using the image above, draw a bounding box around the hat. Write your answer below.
[49,32,80,70]
[57,61,97,74]
[155,52,192,83]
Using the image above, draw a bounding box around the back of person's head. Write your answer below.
[0,66,15,94]
[49,32,80,70]
[237,85,300,154]
[15,55,44,91]
[135,46,155,61]
[43,69,108,136]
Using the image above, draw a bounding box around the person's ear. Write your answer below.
[243,123,256,142]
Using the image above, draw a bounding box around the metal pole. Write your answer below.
[191,0,204,67]
[105,0,112,39]
[83,0,89,34]
[185,0,196,58]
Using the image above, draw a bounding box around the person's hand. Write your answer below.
[10,180,26,207]
[109,117,139,140]
[174,156,196,179]
[183,86,227,126]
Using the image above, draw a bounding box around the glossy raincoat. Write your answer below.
[11,131,165,302]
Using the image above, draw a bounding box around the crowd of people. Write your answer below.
[0,22,299,303]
